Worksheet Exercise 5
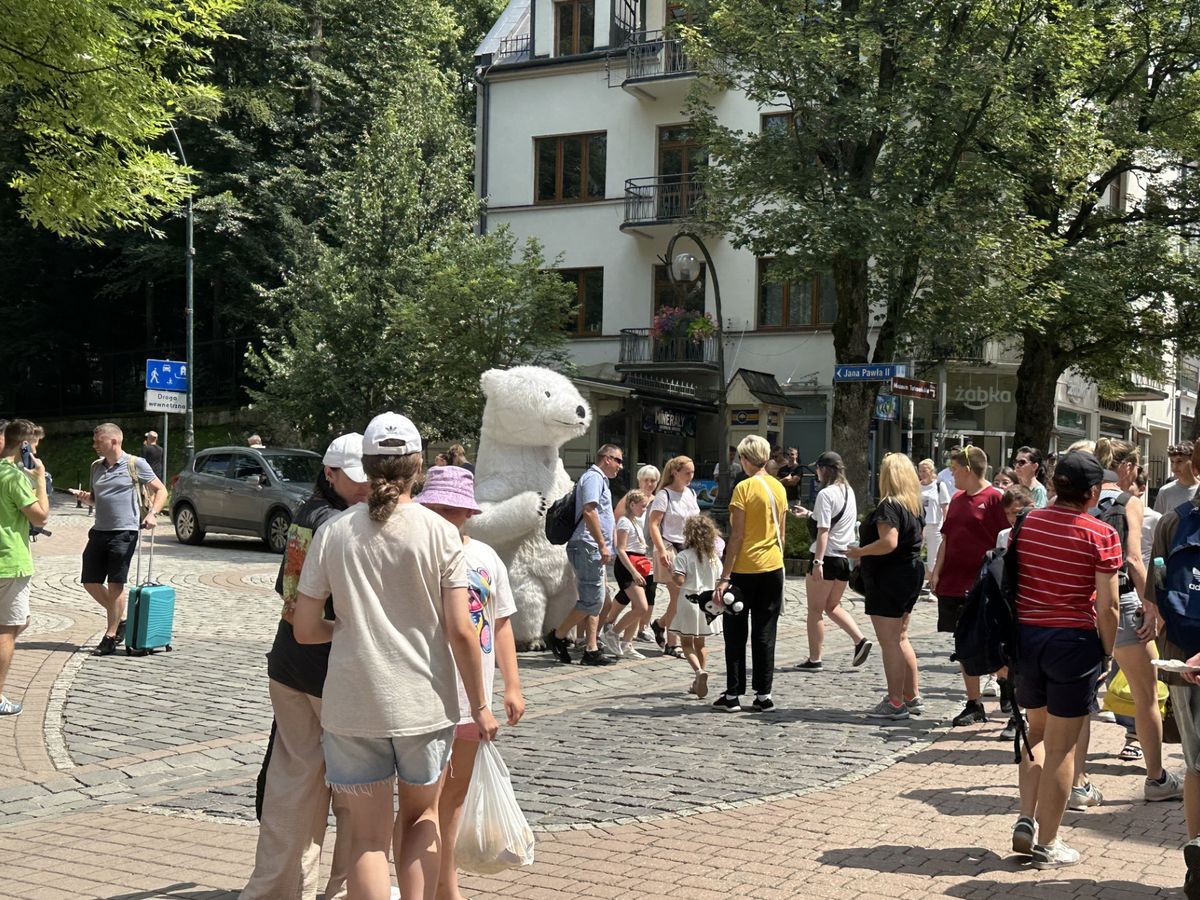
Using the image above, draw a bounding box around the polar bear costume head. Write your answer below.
[479,366,591,448]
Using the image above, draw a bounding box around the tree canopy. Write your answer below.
[247,75,576,443]
[0,0,240,238]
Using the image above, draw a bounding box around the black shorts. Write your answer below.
[820,557,850,582]
[863,558,924,619]
[81,529,139,585]
[1014,625,1104,718]
[614,557,655,605]
[937,594,968,633]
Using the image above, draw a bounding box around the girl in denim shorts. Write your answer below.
[293,414,499,900]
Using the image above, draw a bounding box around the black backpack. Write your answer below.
[952,510,1032,761]
[1093,491,1132,592]
[545,483,581,545]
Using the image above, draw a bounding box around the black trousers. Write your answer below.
[724,568,785,697]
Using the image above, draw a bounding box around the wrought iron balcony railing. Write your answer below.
[496,35,531,63]
[623,176,703,227]
[618,328,719,371]
[625,30,694,80]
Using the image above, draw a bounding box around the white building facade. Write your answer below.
[474,0,1191,487]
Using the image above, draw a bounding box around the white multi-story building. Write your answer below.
[474,0,1187,486]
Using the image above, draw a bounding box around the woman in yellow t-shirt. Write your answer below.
[712,435,787,713]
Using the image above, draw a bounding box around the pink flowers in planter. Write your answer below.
[651,306,717,341]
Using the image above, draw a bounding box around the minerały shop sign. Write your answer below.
[643,407,694,436]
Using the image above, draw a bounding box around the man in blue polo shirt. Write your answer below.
[545,444,623,666]
[76,423,167,656]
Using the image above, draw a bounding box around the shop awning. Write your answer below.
[730,369,808,409]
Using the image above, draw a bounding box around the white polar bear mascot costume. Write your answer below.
[467,366,592,647]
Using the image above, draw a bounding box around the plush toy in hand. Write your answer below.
[721,585,744,615]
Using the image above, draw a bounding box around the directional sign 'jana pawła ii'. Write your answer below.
[146,359,188,393]
[833,363,906,382]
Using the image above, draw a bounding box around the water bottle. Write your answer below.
[1153,556,1166,592]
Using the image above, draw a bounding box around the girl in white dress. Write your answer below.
[671,515,723,700]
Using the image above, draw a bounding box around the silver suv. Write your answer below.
[170,446,322,552]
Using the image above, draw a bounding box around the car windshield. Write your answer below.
[264,454,321,484]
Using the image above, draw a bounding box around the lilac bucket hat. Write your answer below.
[417,465,482,514]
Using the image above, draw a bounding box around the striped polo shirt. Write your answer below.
[1015,505,1123,629]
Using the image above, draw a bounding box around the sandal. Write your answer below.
[666,646,685,659]
[1119,741,1143,762]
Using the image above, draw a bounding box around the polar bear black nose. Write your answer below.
[575,406,586,419]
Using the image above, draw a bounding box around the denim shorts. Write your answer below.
[323,725,455,790]
[1114,592,1145,649]
[567,541,605,616]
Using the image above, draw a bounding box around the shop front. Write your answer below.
[908,370,1019,467]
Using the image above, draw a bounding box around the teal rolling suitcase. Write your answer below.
[125,530,175,656]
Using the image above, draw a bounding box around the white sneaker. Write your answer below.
[1032,838,1081,869]
[982,674,1000,697]
[620,641,645,659]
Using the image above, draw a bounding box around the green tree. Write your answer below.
[0,0,240,238]
[994,2,1200,449]
[684,0,1051,496]
[248,75,575,443]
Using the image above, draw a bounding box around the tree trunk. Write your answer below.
[829,253,875,502]
[1012,330,1063,451]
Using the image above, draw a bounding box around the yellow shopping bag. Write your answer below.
[1103,667,1168,718]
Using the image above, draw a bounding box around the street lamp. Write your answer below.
[167,125,196,468]
[665,230,730,524]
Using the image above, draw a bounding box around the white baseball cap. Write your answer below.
[323,433,368,483]
[362,413,422,456]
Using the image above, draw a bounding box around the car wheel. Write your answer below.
[173,503,205,545]
[265,508,291,553]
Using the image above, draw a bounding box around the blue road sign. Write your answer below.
[146,359,188,393]
[833,363,906,382]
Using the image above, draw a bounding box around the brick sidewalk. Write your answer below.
[0,494,1192,898]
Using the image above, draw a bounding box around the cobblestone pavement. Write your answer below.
[0,493,1193,898]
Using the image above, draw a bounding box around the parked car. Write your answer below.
[170,446,322,552]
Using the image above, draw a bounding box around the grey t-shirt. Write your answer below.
[1155,479,1199,515]
[91,453,156,531]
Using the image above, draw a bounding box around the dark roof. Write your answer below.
[732,369,805,409]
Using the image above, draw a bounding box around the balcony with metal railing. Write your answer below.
[621,176,703,234]
[608,30,697,98]
[495,34,531,63]
[617,328,720,373]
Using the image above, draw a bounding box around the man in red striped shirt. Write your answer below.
[1010,451,1121,869]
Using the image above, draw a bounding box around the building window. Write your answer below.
[535,133,606,204]
[653,263,705,316]
[761,112,794,134]
[555,0,595,56]
[560,268,603,336]
[657,125,704,218]
[757,258,837,329]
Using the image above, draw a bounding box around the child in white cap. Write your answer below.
[418,464,525,899]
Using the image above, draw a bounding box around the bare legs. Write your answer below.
[804,574,862,662]
[869,614,918,705]
[83,581,126,636]
[1018,706,1089,845]
[659,582,682,651]
[613,586,649,643]
[1113,642,1167,781]
[436,739,480,900]
[0,620,29,698]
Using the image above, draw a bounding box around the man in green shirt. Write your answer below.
[0,419,50,716]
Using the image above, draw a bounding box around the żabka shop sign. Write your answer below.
[954,384,1013,411]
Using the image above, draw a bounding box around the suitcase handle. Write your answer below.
[135,526,157,586]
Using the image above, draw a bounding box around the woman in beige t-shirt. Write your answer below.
[295,412,498,900]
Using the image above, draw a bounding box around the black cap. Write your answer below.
[812,450,843,469]
[1055,451,1105,494]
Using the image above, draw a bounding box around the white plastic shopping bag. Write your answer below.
[455,740,536,874]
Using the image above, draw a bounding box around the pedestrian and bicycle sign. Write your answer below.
[145,358,188,414]
[146,359,188,392]
[833,363,907,382]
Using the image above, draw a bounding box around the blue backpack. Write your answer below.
[1158,502,1200,655]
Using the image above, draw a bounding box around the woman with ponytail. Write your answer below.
[1094,437,1181,802]
[293,412,499,900]
[1014,446,1048,508]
